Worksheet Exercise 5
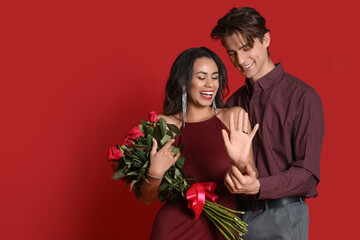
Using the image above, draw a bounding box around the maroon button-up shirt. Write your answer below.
[226,63,325,199]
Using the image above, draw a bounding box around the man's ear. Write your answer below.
[262,32,270,47]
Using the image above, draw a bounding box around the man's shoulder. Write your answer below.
[280,72,323,112]
[226,85,247,107]
[283,72,320,99]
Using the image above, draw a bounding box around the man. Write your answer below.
[211,7,325,240]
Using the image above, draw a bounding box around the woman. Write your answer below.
[140,47,259,240]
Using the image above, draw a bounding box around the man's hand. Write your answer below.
[225,164,260,195]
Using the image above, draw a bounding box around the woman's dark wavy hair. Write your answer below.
[163,47,229,116]
[211,7,270,48]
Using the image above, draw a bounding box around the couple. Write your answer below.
[138,7,325,240]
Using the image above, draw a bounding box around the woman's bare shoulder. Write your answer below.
[216,107,247,129]
[157,114,182,128]
[217,107,246,119]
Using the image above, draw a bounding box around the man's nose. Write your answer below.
[236,53,246,66]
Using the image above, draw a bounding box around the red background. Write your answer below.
[1,0,358,239]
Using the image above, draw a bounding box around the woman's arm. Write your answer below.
[139,115,181,204]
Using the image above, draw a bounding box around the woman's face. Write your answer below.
[188,57,219,108]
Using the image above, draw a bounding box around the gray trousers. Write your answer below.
[239,201,309,240]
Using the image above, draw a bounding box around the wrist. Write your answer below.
[253,179,260,195]
[234,161,249,173]
[147,172,163,180]
[147,168,164,179]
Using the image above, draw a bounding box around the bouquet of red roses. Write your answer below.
[109,111,248,240]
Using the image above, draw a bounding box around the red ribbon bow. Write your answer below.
[186,182,219,218]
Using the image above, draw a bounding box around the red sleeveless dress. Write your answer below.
[150,116,236,240]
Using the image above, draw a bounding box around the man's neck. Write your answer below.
[249,59,275,86]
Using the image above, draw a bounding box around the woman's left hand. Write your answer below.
[222,110,259,169]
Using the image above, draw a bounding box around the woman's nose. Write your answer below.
[204,77,214,87]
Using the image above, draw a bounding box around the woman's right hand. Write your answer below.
[147,138,180,178]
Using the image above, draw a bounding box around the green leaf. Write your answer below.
[139,161,149,175]
[119,144,128,151]
[146,135,153,146]
[112,170,126,180]
[141,119,149,126]
[167,123,182,136]
[179,183,184,193]
[175,156,185,168]
[158,183,169,192]
[153,125,162,142]
[160,134,171,146]
[142,174,150,184]
[171,146,180,155]
[158,192,168,203]
[134,186,141,199]
[139,124,144,134]
[133,161,142,168]
[164,173,173,184]
[174,168,182,179]
[129,179,138,191]
[166,130,174,139]
[135,150,147,161]
[133,145,151,151]
[145,125,154,136]
[159,118,167,137]
[127,171,138,176]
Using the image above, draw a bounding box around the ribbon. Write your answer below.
[186,182,219,218]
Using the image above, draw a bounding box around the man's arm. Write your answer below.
[257,91,324,199]
[225,90,325,199]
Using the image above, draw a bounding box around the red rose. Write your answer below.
[124,136,134,147]
[108,146,123,159]
[148,111,158,123]
[127,125,144,140]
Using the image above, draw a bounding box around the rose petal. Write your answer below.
[148,111,158,123]
[108,146,123,159]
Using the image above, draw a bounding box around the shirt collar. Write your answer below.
[245,63,284,93]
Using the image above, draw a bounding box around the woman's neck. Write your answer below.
[185,105,215,123]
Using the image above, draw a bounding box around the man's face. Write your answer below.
[222,32,273,83]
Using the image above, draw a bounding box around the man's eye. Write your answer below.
[228,52,236,56]
[243,45,252,51]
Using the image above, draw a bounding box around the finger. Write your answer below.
[229,165,246,185]
[238,110,243,132]
[249,123,259,139]
[150,138,158,156]
[229,112,235,132]
[224,172,236,193]
[173,153,181,163]
[229,171,242,191]
[246,164,257,178]
[162,138,175,149]
[222,129,231,146]
[243,112,248,133]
